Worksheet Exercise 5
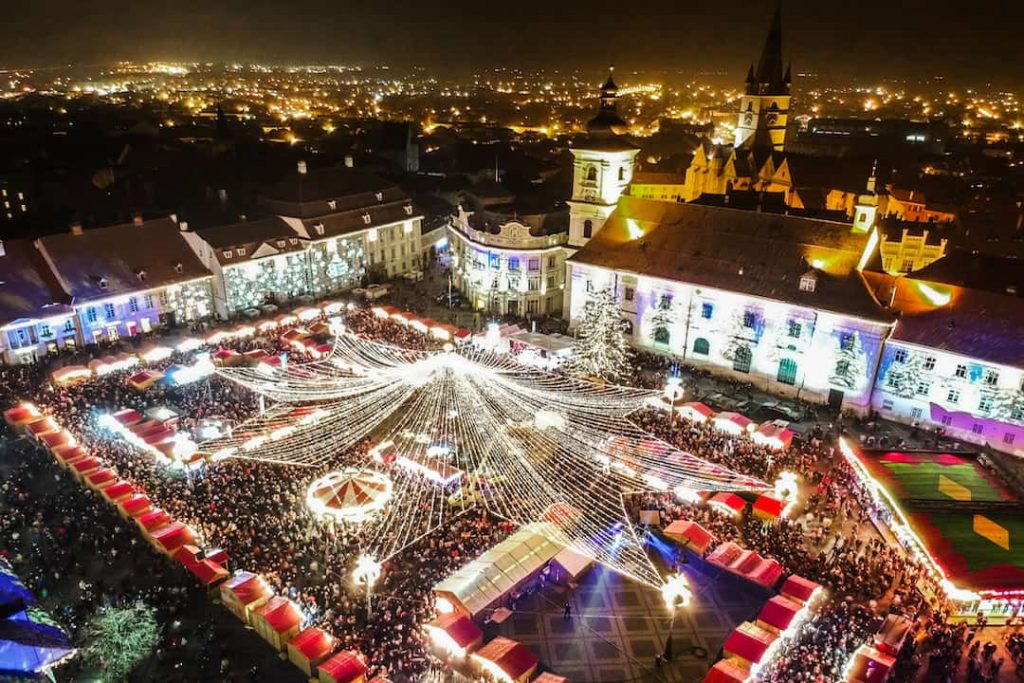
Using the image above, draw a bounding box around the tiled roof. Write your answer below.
[0,239,73,326]
[301,201,419,241]
[196,217,309,264]
[891,288,1024,368]
[907,248,1024,296]
[569,197,892,322]
[259,168,409,219]
[631,171,686,185]
[37,218,211,301]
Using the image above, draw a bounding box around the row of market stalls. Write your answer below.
[647,397,796,451]
[702,575,823,683]
[370,305,473,343]
[98,406,203,469]
[5,401,384,683]
[4,402,230,589]
[219,571,383,683]
[427,522,588,682]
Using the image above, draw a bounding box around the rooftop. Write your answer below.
[37,218,210,301]
[569,197,891,322]
[0,239,73,326]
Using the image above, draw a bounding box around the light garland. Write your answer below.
[201,332,769,587]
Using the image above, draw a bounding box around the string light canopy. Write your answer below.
[201,333,769,587]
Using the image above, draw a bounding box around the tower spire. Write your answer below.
[750,3,787,95]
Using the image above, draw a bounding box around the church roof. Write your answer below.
[906,248,1024,297]
[569,197,891,322]
[748,5,789,96]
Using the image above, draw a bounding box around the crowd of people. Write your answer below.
[2,303,1022,683]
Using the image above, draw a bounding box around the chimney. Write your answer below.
[297,160,308,175]
[70,221,83,236]
[179,221,189,232]
[133,214,144,226]
[344,155,354,168]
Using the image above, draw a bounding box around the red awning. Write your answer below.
[757,595,803,632]
[255,596,303,633]
[780,575,822,604]
[702,659,751,683]
[429,612,483,650]
[137,508,170,531]
[474,637,538,681]
[319,651,367,683]
[723,624,776,664]
[663,520,715,554]
[753,494,784,519]
[289,627,335,661]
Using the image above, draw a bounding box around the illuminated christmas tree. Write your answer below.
[829,330,868,390]
[568,287,631,381]
[83,602,158,682]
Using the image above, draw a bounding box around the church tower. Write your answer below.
[734,6,791,152]
[853,161,889,233]
[567,67,640,250]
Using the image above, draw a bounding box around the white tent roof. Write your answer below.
[434,522,563,616]
[553,546,593,579]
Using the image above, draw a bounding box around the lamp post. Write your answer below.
[663,376,684,437]
[660,572,692,662]
[353,554,382,620]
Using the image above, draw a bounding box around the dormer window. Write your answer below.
[98,277,108,290]
[314,223,325,236]
[404,205,414,216]
[375,192,384,202]
[174,262,184,274]
[289,238,298,245]
[136,269,147,282]
[237,248,246,256]
[799,272,817,292]
[362,213,372,225]
[327,199,337,211]
[223,251,232,259]
[276,240,286,247]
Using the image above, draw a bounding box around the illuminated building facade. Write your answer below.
[867,259,1024,454]
[0,239,77,364]
[448,205,568,316]
[34,218,215,345]
[567,199,894,413]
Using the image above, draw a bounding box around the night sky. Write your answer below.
[2,0,1021,86]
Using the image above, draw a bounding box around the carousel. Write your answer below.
[306,468,393,523]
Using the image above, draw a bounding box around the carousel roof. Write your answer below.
[306,468,392,521]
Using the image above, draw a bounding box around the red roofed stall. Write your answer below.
[533,674,570,683]
[708,492,746,516]
[4,403,41,430]
[780,575,823,605]
[663,520,716,554]
[100,480,134,503]
[136,508,170,533]
[753,493,785,521]
[287,627,336,677]
[756,595,804,634]
[112,408,143,426]
[220,571,273,625]
[40,429,74,453]
[424,612,483,657]
[318,650,367,683]
[252,596,304,651]
[85,468,117,491]
[70,456,102,479]
[701,659,751,683]
[678,401,716,423]
[147,522,195,555]
[471,636,538,683]
[54,445,87,468]
[119,494,153,519]
[24,416,59,441]
[722,622,778,669]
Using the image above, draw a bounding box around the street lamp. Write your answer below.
[663,375,684,436]
[660,572,692,662]
[352,554,382,619]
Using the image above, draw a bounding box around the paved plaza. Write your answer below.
[487,556,766,683]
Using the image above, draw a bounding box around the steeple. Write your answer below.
[748,4,788,96]
[587,65,629,135]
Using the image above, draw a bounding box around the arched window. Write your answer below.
[778,358,798,385]
[585,166,598,183]
[693,337,710,356]
[583,219,593,239]
[653,326,670,345]
[733,346,752,373]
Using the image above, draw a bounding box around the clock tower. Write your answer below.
[734,6,791,152]
[567,68,640,250]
